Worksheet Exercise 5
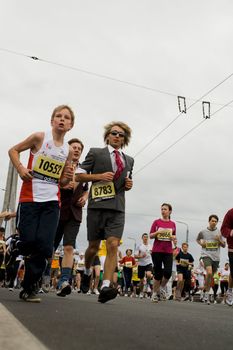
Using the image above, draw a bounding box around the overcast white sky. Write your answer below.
[1,0,233,265]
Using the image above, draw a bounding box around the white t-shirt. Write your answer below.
[135,243,152,266]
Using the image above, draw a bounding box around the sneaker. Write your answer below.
[204,292,210,305]
[98,286,118,303]
[8,288,14,292]
[183,293,190,301]
[226,290,233,306]
[77,288,81,293]
[19,290,41,303]
[56,281,72,297]
[139,292,144,299]
[87,289,92,295]
[93,288,100,295]
[151,292,159,303]
[160,288,167,301]
[80,274,91,294]
[41,276,50,293]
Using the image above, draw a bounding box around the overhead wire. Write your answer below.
[134,97,233,176]
[1,46,233,167]
[133,71,233,158]
[0,46,233,107]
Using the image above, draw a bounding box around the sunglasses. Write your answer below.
[110,131,125,138]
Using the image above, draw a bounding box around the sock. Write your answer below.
[58,267,72,288]
[101,280,110,289]
[84,268,92,276]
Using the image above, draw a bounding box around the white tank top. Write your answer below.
[19,131,69,203]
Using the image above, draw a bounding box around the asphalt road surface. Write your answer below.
[0,288,232,350]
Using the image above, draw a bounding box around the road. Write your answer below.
[0,288,232,350]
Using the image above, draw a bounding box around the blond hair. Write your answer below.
[104,121,132,147]
[51,105,75,127]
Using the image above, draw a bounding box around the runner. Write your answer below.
[196,215,225,305]
[75,252,85,293]
[54,138,88,297]
[221,209,233,306]
[119,249,136,296]
[194,258,206,301]
[8,105,75,302]
[150,203,176,303]
[76,121,134,303]
[134,233,153,299]
[219,263,230,303]
[175,243,194,301]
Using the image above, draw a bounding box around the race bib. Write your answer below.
[179,259,189,267]
[206,241,219,251]
[33,155,65,183]
[78,262,85,268]
[125,261,132,268]
[91,181,115,201]
[157,229,172,241]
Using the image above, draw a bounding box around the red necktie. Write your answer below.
[114,150,124,180]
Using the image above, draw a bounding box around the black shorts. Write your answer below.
[54,218,80,250]
[87,209,125,241]
[92,255,101,267]
[76,270,84,276]
[137,264,153,279]
[177,268,191,280]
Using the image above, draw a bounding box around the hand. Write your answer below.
[4,212,16,221]
[77,196,86,207]
[125,177,133,190]
[214,234,221,242]
[18,166,33,182]
[100,172,114,181]
[63,181,75,190]
[200,239,206,248]
[230,230,233,237]
[170,235,176,242]
[62,164,74,181]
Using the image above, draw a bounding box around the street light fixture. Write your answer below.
[176,220,189,243]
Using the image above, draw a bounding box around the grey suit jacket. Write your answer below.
[80,147,134,212]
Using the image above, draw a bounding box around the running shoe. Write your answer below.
[139,292,144,299]
[19,290,41,303]
[56,281,72,297]
[151,292,159,303]
[93,288,100,295]
[226,290,233,306]
[160,288,167,301]
[87,290,92,295]
[98,286,118,303]
[203,292,210,305]
[41,275,50,293]
[80,273,91,294]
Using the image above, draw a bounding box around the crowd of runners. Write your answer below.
[0,104,233,306]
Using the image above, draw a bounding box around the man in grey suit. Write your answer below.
[76,121,134,303]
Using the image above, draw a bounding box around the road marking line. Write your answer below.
[0,303,48,350]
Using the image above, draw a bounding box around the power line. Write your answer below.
[1,47,233,109]
[134,97,233,176]
[133,72,233,158]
